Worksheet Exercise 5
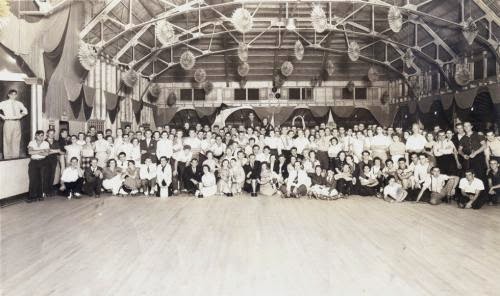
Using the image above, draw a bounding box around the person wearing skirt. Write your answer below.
[94,132,110,168]
[218,159,232,196]
[102,159,123,195]
[196,165,217,198]
[258,162,276,196]
[433,131,461,176]
[80,135,94,170]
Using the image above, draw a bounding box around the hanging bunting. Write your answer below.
[388,6,403,33]
[238,62,250,77]
[281,61,294,77]
[194,68,207,83]
[231,7,253,33]
[348,41,360,61]
[78,42,98,71]
[326,60,335,76]
[180,50,196,70]
[237,43,248,62]
[462,17,478,46]
[311,5,327,33]
[155,19,177,45]
[294,40,304,61]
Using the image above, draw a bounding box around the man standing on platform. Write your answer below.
[0,89,29,159]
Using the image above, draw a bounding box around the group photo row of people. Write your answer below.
[26,117,500,209]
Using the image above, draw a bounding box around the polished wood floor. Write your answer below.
[1,194,499,296]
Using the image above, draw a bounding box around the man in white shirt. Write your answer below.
[371,126,391,162]
[415,166,458,205]
[412,154,431,189]
[140,157,157,196]
[60,157,84,199]
[285,161,311,198]
[156,156,172,197]
[27,130,50,202]
[485,130,500,167]
[458,170,486,209]
[264,130,282,157]
[156,131,173,161]
[183,129,202,159]
[405,123,427,156]
[115,134,133,160]
[0,89,29,159]
[293,129,309,156]
[117,152,129,171]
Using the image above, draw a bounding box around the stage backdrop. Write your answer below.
[0,81,31,160]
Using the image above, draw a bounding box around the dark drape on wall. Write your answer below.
[331,106,355,118]
[455,88,478,109]
[132,99,143,124]
[105,92,121,124]
[282,108,319,127]
[154,107,178,127]
[440,93,455,110]
[82,85,95,107]
[273,107,295,126]
[196,107,217,126]
[487,83,500,104]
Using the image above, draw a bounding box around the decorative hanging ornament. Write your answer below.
[155,20,177,45]
[203,81,214,94]
[294,40,304,61]
[194,68,207,83]
[403,48,414,68]
[167,92,177,106]
[388,6,403,33]
[231,7,253,33]
[78,42,98,71]
[238,62,250,77]
[347,81,355,93]
[462,17,478,46]
[348,41,360,61]
[123,69,138,87]
[180,50,195,70]
[237,43,248,62]
[311,5,328,33]
[326,60,335,76]
[281,61,294,77]
[148,83,161,97]
[367,66,378,82]
[454,62,471,86]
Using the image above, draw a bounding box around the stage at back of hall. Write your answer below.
[1,194,499,296]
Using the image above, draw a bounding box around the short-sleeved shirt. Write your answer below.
[423,174,450,193]
[0,99,28,118]
[28,140,49,160]
[487,169,500,186]
[405,134,427,152]
[459,133,485,155]
[459,177,485,194]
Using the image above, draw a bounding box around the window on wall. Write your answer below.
[302,88,312,100]
[247,89,259,100]
[180,89,192,101]
[289,88,300,100]
[289,88,312,100]
[355,88,367,100]
[234,89,246,100]
[193,89,206,101]
[342,87,354,100]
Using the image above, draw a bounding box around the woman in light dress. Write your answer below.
[196,165,217,198]
[218,159,232,196]
[94,132,110,168]
[259,162,276,196]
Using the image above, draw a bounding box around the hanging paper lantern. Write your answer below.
[167,92,177,106]
[238,62,250,77]
[388,6,403,33]
[294,40,304,61]
[237,43,248,62]
[194,68,207,83]
[462,17,478,46]
[155,20,177,45]
[348,41,360,61]
[281,61,294,77]
[180,50,195,70]
[78,42,98,71]
[203,81,214,94]
[148,83,161,97]
[123,69,138,87]
[311,5,327,33]
[231,7,253,33]
[326,60,335,76]
[347,81,355,93]
[367,66,378,82]
[403,48,414,68]
[454,63,471,86]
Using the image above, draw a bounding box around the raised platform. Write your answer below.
[1,195,499,296]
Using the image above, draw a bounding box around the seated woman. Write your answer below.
[357,165,381,197]
[230,158,245,195]
[196,165,217,198]
[122,160,141,195]
[383,176,408,202]
[309,165,339,200]
[218,159,233,196]
[258,162,276,196]
[284,161,311,198]
[102,159,124,195]
[60,157,84,199]
[334,163,356,197]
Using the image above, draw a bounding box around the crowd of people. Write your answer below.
[25,117,500,209]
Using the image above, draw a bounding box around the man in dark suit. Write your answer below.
[244,112,261,129]
[182,158,203,194]
[140,129,157,164]
[243,154,261,196]
[83,158,103,198]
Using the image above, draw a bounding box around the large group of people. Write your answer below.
[25,116,500,210]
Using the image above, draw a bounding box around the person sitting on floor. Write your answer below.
[457,170,487,209]
[383,176,408,202]
[122,160,141,196]
[243,154,261,197]
[60,157,83,199]
[83,158,103,198]
[140,157,157,196]
[334,163,356,197]
[102,159,123,196]
[487,159,500,205]
[415,166,459,205]
[230,158,245,195]
[156,156,172,198]
[284,161,311,198]
[358,164,381,197]
[196,165,217,198]
[258,162,276,196]
[182,158,203,195]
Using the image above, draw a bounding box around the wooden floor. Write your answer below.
[1,195,500,296]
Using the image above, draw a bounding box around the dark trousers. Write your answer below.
[28,159,47,200]
[45,156,59,194]
[83,178,102,196]
[336,178,353,195]
[64,178,83,194]
[317,151,329,170]
[463,153,487,180]
[436,154,458,176]
[458,191,488,209]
